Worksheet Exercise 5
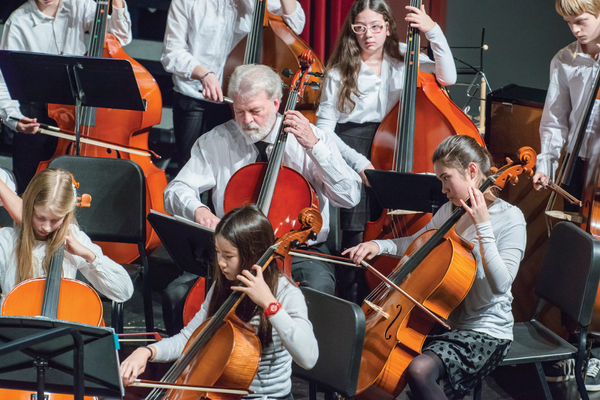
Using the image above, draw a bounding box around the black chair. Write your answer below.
[474,221,600,400]
[48,155,153,333]
[293,286,366,400]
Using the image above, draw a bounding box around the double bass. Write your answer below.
[223,0,323,122]
[139,209,322,400]
[364,0,485,290]
[540,59,600,331]
[356,148,536,399]
[38,0,167,264]
[223,50,321,238]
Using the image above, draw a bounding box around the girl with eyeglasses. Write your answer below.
[315,0,456,304]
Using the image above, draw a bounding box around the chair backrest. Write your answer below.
[536,221,600,327]
[292,286,365,397]
[47,156,146,243]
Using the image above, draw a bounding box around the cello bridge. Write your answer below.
[364,300,389,319]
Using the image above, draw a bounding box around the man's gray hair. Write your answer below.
[227,64,283,102]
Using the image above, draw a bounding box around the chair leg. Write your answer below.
[534,362,554,400]
[309,382,317,400]
[111,301,124,334]
[139,242,154,333]
[575,328,590,400]
[473,381,482,400]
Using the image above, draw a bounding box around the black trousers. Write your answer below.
[12,102,58,193]
[172,92,232,170]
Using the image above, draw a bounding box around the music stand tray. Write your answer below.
[147,210,214,278]
[0,316,123,399]
[365,170,447,213]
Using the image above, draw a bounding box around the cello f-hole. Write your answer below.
[385,304,402,340]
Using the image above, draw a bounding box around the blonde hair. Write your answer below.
[15,169,77,284]
[556,0,600,17]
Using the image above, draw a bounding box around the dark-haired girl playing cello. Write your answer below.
[120,205,318,399]
[344,135,526,400]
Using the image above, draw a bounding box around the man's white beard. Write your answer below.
[239,108,277,143]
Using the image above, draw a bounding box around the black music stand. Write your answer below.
[0,49,145,155]
[147,210,214,279]
[0,316,123,400]
[365,170,447,214]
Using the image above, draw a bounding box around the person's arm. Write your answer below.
[121,285,213,386]
[163,135,219,226]
[67,226,134,303]
[283,111,362,208]
[0,169,20,223]
[232,270,318,369]
[268,0,306,35]
[407,5,456,86]
[0,23,28,133]
[536,55,571,182]
[160,0,222,101]
[106,0,132,46]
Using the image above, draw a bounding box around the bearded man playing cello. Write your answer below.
[162,64,361,332]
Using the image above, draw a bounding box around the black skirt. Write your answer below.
[336,121,381,231]
[423,329,511,400]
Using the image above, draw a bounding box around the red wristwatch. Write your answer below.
[263,302,282,318]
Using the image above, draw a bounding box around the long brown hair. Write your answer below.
[326,0,402,114]
[207,205,282,348]
[15,169,77,284]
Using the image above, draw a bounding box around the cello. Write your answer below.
[140,208,322,400]
[223,50,321,238]
[364,0,485,290]
[355,148,536,400]
[38,0,167,264]
[223,0,323,122]
[1,245,103,400]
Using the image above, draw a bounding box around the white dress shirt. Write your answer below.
[375,199,526,340]
[0,0,132,131]
[163,115,362,244]
[0,224,134,304]
[161,0,306,101]
[153,277,318,398]
[316,24,457,173]
[537,40,600,180]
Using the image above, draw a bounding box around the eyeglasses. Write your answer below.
[351,23,385,34]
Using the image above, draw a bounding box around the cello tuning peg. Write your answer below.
[308,231,318,241]
[76,194,92,208]
[281,68,294,78]
[309,72,324,78]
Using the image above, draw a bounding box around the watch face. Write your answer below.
[269,304,278,312]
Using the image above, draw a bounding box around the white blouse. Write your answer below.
[0,0,132,132]
[0,224,134,304]
[316,23,456,173]
[536,40,600,180]
[161,0,305,101]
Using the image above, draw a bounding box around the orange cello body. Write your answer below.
[364,70,485,291]
[160,315,261,400]
[224,10,323,123]
[356,228,476,400]
[0,255,104,399]
[223,163,319,238]
[40,34,167,263]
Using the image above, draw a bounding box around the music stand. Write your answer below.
[0,49,145,155]
[0,316,123,400]
[365,170,447,213]
[147,210,214,279]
